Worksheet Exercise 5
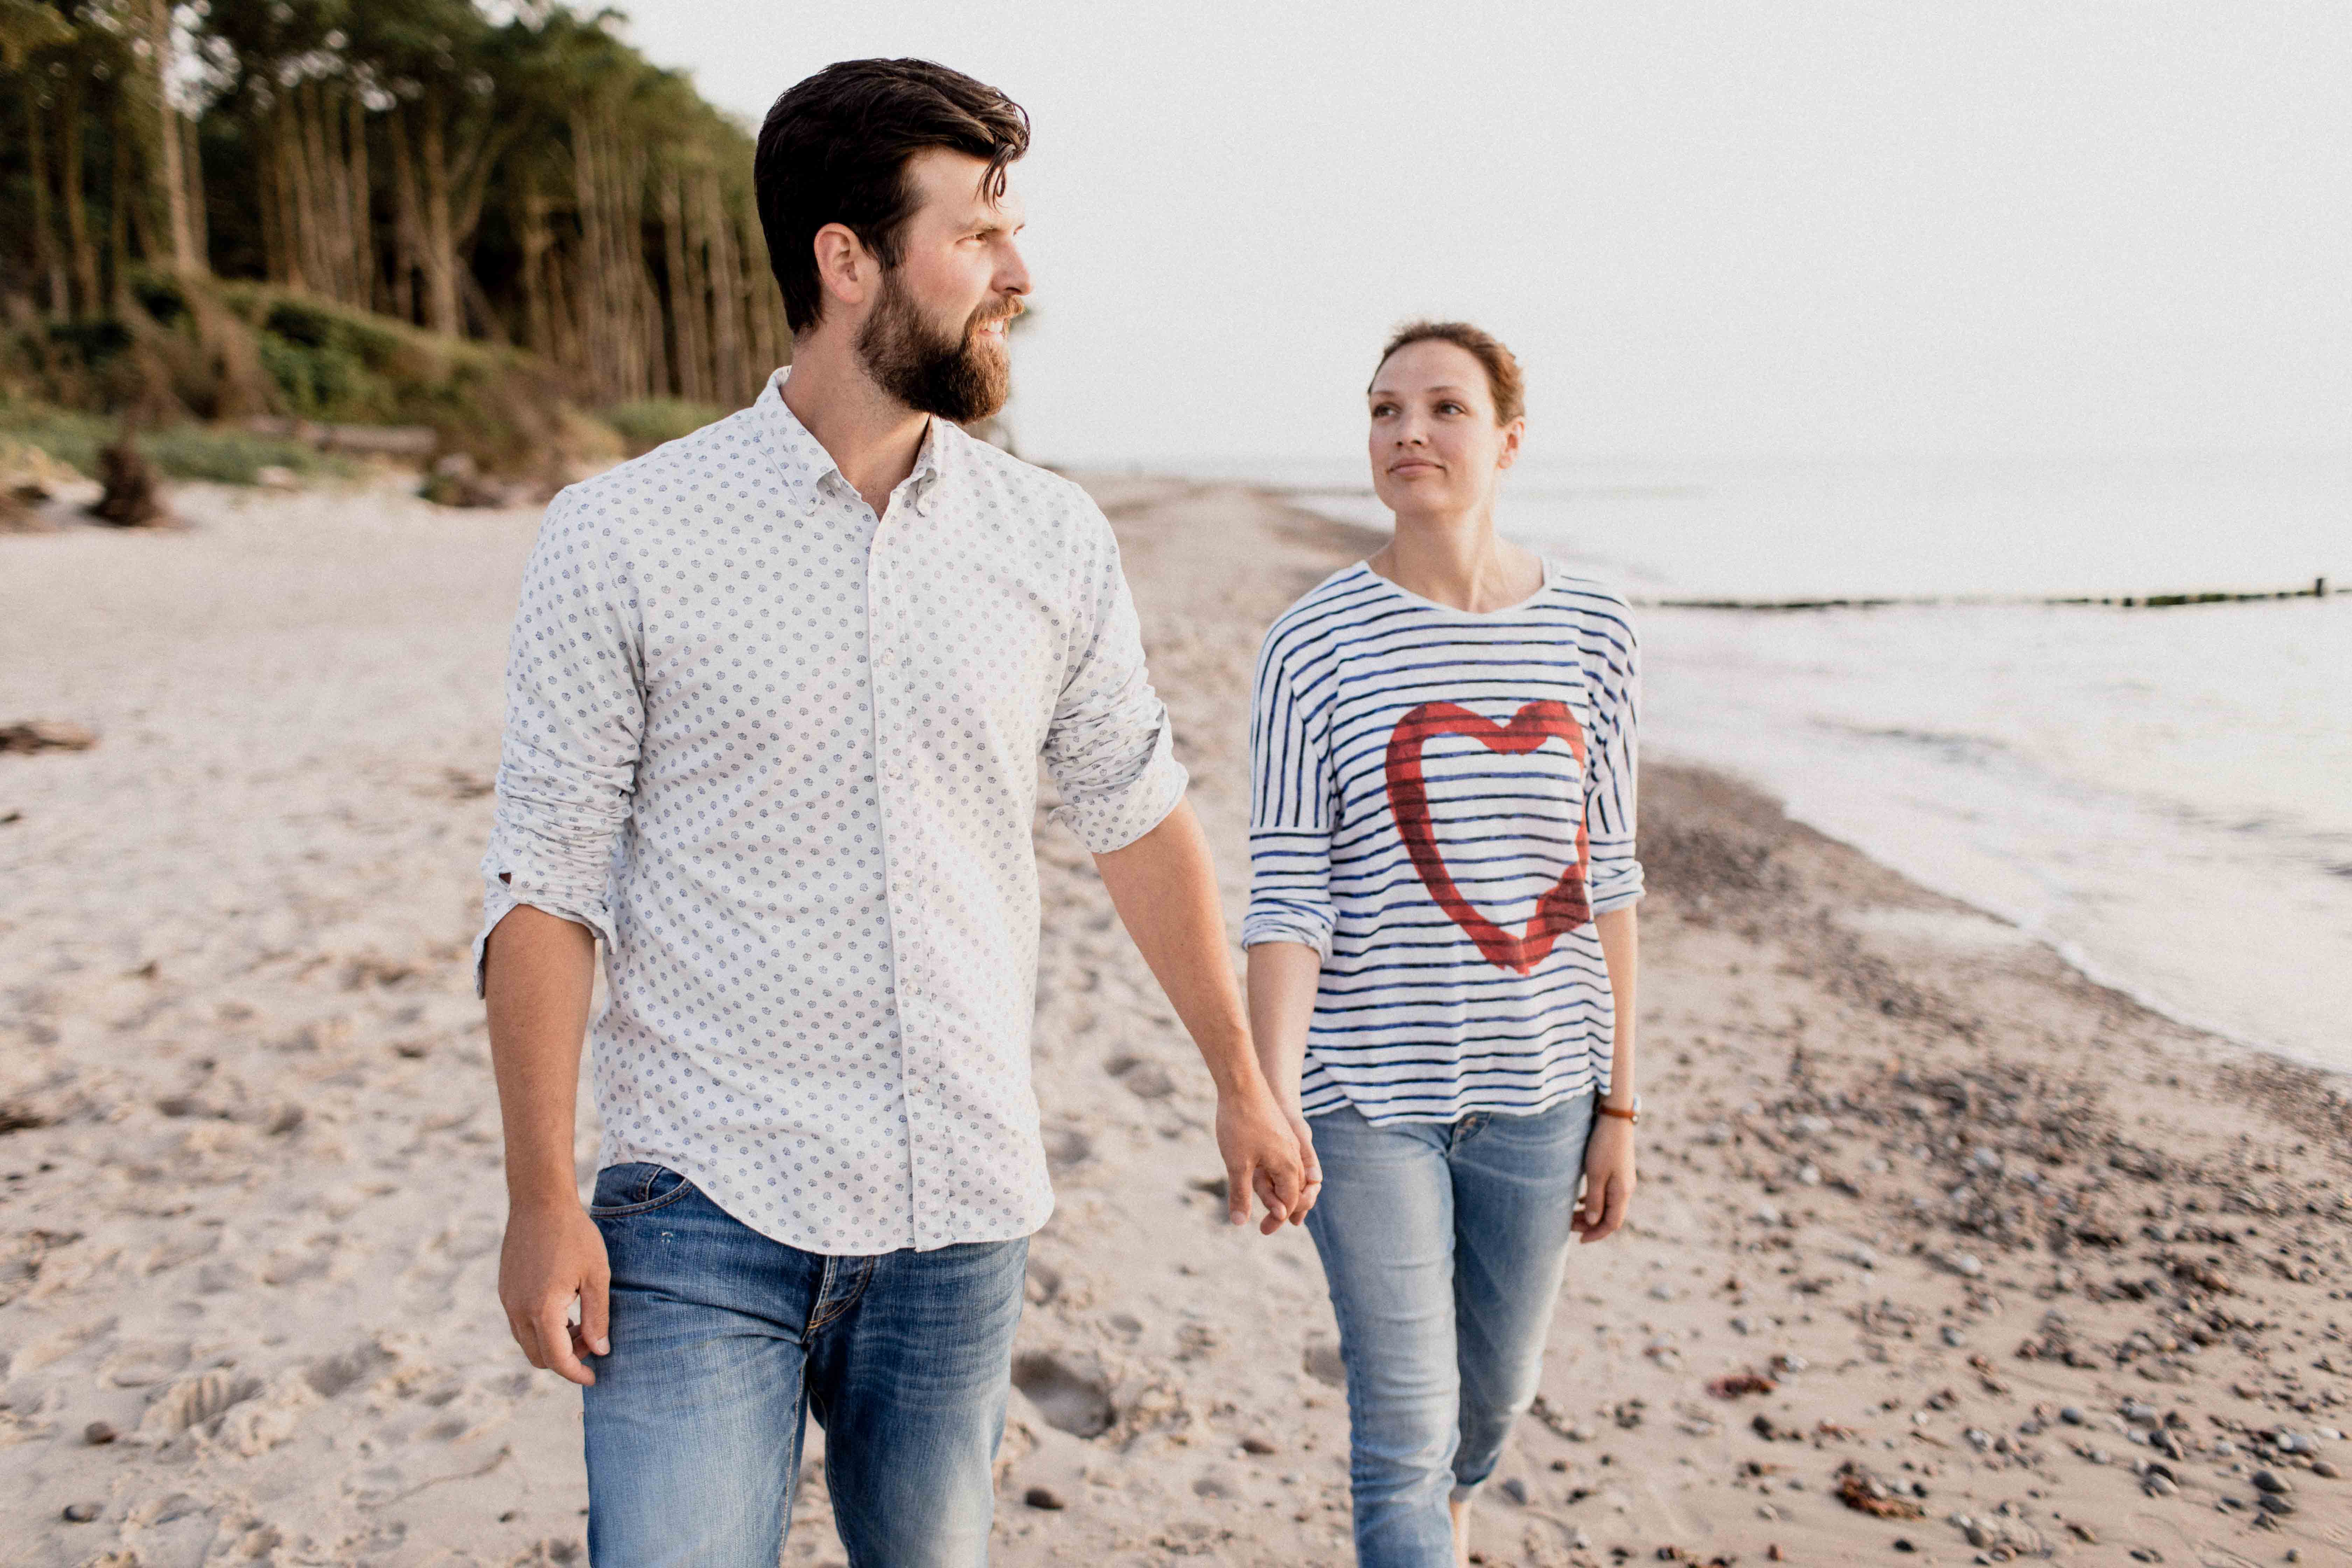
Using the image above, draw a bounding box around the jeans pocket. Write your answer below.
[587,1163,696,1218]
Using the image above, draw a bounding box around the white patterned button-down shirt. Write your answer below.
[477,369,1187,1254]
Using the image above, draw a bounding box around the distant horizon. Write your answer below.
[1062,445,2352,474]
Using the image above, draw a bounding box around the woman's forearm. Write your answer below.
[1246,939,1323,1113]
[1594,906,1639,1107]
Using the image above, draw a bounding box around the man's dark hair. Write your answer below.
[755,59,1031,335]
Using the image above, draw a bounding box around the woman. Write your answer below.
[1246,321,1642,1568]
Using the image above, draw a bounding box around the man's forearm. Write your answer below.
[1594,906,1639,1107]
[1091,799,1268,1097]
[483,905,599,1208]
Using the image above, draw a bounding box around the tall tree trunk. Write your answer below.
[660,173,707,402]
[518,188,553,357]
[743,224,780,385]
[107,104,132,310]
[180,109,206,271]
[255,112,285,286]
[570,112,618,399]
[416,103,461,335]
[137,0,198,275]
[701,171,747,404]
[25,90,69,315]
[385,110,420,323]
[61,73,100,316]
[269,100,307,292]
[345,89,369,308]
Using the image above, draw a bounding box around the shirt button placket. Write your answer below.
[869,534,926,1248]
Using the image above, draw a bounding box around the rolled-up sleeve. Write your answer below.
[1041,509,1188,853]
[1582,610,1643,915]
[473,489,645,994]
[1242,632,1338,957]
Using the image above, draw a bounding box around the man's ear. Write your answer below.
[811,222,875,316]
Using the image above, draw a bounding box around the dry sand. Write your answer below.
[2,474,2347,1567]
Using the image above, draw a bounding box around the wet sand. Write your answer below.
[1,474,2346,1566]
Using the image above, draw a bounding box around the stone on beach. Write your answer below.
[85,435,178,527]
[0,719,98,754]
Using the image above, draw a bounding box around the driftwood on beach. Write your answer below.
[1649,576,2332,612]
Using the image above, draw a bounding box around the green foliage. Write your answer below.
[1,2,783,462]
[0,400,341,485]
[603,398,728,456]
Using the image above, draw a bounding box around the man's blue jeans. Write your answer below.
[581,1164,1027,1567]
[1303,1092,1595,1568]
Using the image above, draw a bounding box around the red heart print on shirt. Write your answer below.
[1384,700,1592,975]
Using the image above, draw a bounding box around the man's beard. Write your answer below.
[854,270,1014,424]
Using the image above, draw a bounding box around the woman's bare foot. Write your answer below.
[1449,1494,1472,1567]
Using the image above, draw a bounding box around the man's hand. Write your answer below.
[1216,1086,1311,1235]
[1573,1116,1637,1244]
[499,1199,611,1386]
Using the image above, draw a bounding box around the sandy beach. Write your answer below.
[3,474,2347,1567]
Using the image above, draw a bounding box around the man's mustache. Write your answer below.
[969,299,1026,337]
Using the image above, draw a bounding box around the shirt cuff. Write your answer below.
[472,874,615,998]
[1587,863,1645,916]
[1048,732,1190,854]
[1241,911,1335,961]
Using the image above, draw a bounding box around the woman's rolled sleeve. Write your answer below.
[1582,615,1644,915]
[1041,538,1188,853]
[1243,637,1338,957]
[473,491,645,994]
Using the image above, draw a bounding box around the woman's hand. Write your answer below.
[1573,1116,1636,1244]
[1277,1105,1323,1231]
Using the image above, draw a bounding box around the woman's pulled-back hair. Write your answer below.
[1374,321,1525,426]
[755,59,1031,335]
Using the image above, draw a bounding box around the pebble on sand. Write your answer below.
[1023,1486,1066,1512]
[0,719,99,755]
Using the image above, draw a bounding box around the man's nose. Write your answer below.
[996,239,1032,299]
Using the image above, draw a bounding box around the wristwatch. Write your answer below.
[1597,1095,1641,1125]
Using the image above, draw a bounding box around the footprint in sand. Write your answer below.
[102,1340,191,1388]
[138,1368,264,1437]
[1011,1351,1116,1438]
[1105,1055,1176,1100]
[1042,1126,1093,1171]
[303,1340,394,1399]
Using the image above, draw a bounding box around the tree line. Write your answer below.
[0,0,787,414]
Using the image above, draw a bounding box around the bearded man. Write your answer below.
[476,58,1312,1567]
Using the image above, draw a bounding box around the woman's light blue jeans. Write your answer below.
[580,1164,1027,1567]
[1304,1092,1595,1568]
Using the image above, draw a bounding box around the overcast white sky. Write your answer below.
[621,2,2351,468]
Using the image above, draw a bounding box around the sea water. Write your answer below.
[1231,455,2352,1073]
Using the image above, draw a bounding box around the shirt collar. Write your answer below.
[752,366,958,517]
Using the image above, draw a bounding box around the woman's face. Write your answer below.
[1366,340,1522,520]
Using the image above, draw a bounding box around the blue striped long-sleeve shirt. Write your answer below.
[1244,560,1642,1124]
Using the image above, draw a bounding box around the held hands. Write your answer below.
[1215,1086,1323,1236]
[498,1199,611,1386]
[1573,1115,1637,1244]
